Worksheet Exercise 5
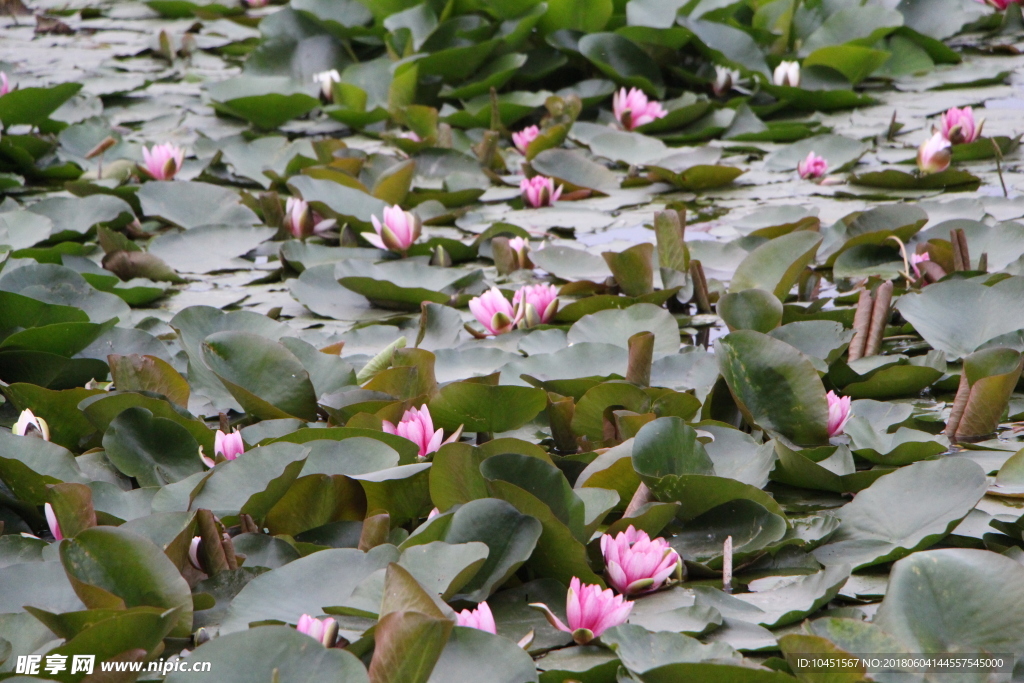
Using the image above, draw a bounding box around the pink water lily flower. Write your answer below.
[980,0,1020,9]
[797,151,828,180]
[44,503,63,541]
[917,132,952,175]
[600,525,681,596]
[827,391,852,437]
[512,125,540,154]
[513,283,559,328]
[773,61,800,87]
[201,429,245,468]
[469,287,522,335]
[910,252,931,278]
[296,614,338,647]
[382,405,459,458]
[13,409,50,440]
[520,176,562,209]
[366,205,421,253]
[940,106,983,145]
[531,577,633,645]
[0,72,10,96]
[612,87,667,131]
[456,601,496,634]
[141,143,185,181]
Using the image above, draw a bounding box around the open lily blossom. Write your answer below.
[773,60,800,87]
[827,391,852,437]
[797,151,828,180]
[917,132,952,174]
[512,125,540,154]
[469,287,522,335]
[600,526,681,596]
[456,601,496,634]
[532,577,632,645]
[382,405,459,458]
[141,143,185,180]
[366,205,420,253]
[313,69,340,101]
[520,175,562,208]
[612,87,667,130]
[12,409,49,440]
[513,283,559,328]
[0,72,10,96]
[296,615,338,647]
[940,106,983,145]
[44,503,63,541]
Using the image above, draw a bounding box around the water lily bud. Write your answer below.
[0,72,11,96]
[827,390,852,437]
[456,601,497,634]
[44,503,63,541]
[712,65,741,97]
[917,132,952,175]
[312,69,340,102]
[296,615,339,647]
[284,197,314,238]
[773,60,801,87]
[612,87,668,130]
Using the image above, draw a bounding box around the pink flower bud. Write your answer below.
[827,390,851,437]
[797,151,828,180]
[141,143,185,181]
[456,601,496,634]
[910,252,931,278]
[0,72,11,97]
[612,87,667,131]
[381,405,458,458]
[296,614,338,647]
[531,577,633,645]
[600,525,681,595]
[188,536,202,569]
[366,205,421,253]
[773,61,801,87]
[507,236,531,270]
[44,503,63,541]
[285,197,315,238]
[512,283,559,328]
[520,176,562,209]
[917,132,952,175]
[246,0,269,6]
[940,106,983,145]
[512,125,540,154]
[469,287,522,336]
[215,429,245,460]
